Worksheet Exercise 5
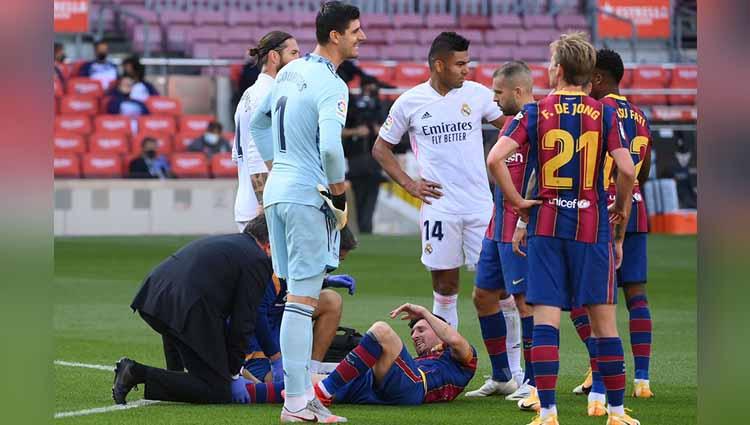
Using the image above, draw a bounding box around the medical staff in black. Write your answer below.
[112,215,272,404]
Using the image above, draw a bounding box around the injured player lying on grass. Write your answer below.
[239,303,478,406]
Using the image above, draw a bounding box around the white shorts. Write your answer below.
[419,208,492,270]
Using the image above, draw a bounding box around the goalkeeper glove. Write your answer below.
[316,184,348,231]
[323,274,356,295]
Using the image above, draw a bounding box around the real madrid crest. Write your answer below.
[461,103,471,117]
[424,243,433,255]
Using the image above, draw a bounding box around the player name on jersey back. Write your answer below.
[379,81,501,215]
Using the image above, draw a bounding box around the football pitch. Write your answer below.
[54,234,696,424]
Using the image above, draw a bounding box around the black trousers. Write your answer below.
[351,174,381,234]
[140,313,232,404]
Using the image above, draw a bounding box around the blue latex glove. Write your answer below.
[324,274,356,295]
[270,357,284,383]
[231,376,251,403]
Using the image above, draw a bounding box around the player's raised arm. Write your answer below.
[249,91,274,168]
[390,303,472,363]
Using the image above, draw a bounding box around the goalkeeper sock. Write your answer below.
[321,331,383,396]
[433,291,459,329]
[627,294,652,380]
[280,302,314,412]
[478,310,512,382]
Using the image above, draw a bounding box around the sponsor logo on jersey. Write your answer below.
[505,152,525,165]
[336,97,347,119]
[548,197,591,209]
[383,115,394,131]
[424,243,433,255]
[421,121,474,144]
[421,111,432,120]
[633,192,643,202]
[461,103,472,117]
[514,110,525,120]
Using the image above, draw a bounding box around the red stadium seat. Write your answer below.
[621,68,634,88]
[82,153,122,178]
[528,64,550,89]
[459,15,490,29]
[210,152,237,178]
[94,115,132,135]
[88,132,130,155]
[66,77,104,98]
[474,64,501,87]
[145,96,182,116]
[179,115,214,135]
[358,62,395,86]
[132,133,173,155]
[223,131,235,143]
[55,114,92,135]
[174,132,196,152]
[668,65,697,105]
[171,152,209,178]
[393,62,430,87]
[54,152,81,178]
[630,66,669,105]
[54,76,65,97]
[59,95,98,115]
[137,115,176,135]
[54,132,86,154]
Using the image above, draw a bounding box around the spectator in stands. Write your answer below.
[78,40,119,90]
[129,137,172,179]
[343,76,386,234]
[107,76,150,116]
[122,55,159,102]
[54,42,68,85]
[188,121,231,159]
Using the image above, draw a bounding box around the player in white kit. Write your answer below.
[232,31,300,231]
[372,32,505,329]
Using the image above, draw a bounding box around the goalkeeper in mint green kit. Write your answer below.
[249,2,366,422]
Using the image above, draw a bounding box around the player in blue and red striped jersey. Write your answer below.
[591,48,654,400]
[467,61,537,401]
[487,33,639,425]
[241,303,478,407]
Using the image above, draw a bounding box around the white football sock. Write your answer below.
[609,405,625,416]
[500,296,523,383]
[433,291,459,328]
[588,391,606,404]
[541,405,557,418]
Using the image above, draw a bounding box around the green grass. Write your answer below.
[54,235,696,424]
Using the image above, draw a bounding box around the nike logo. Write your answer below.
[282,413,317,422]
[512,278,524,285]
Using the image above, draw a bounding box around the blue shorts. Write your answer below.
[244,357,271,382]
[499,242,528,294]
[617,233,647,286]
[526,236,617,310]
[475,238,506,292]
[266,202,340,298]
[334,346,425,405]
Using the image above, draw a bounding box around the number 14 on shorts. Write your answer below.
[424,220,444,241]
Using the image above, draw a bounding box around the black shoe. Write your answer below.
[112,357,140,405]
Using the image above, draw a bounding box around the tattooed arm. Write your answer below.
[250,172,268,207]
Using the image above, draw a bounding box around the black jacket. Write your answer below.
[131,233,272,378]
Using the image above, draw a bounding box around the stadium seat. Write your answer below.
[484,29,519,46]
[394,14,424,29]
[131,24,163,54]
[490,14,523,29]
[631,66,669,105]
[66,77,104,98]
[95,115,132,135]
[223,131,235,143]
[82,153,123,178]
[54,131,86,154]
[159,9,193,26]
[221,26,255,43]
[291,10,317,28]
[425,14,456,29]
[391,29,419,44]
[515,45,549,62]
[55,114,92,135]
[192,42,221,58]
[394,62,430,87]
[388,45,419,61]
[418,28,451,45]
[366,13,394,28]
[171,152,210,178]
[174,132,196,152]
[519,29,558,46]
[621,68,634,88]
[556,14,589,32]
[167,25,193,51]
[191,26,223,43]
[477,46,513,63]
[265,11,294,27]
[668,65,697,105]
[528,64,551,89]
[460,29,484,44]
[138,115,177,135]
[459,15,491,29]
[132,133,174,155]
[210,152,237,178]
[523,14,556,29]
[59,95,98,115]
[145,96,182,116]
[358,62,395,86]
[54,77,64,99]
[194,9,226,26]
[473,64,501,87]
[226,10,259,27]
[356,46,381,61]
[179,115,214,135]
[54,152,81,178]
[88,132,130,155]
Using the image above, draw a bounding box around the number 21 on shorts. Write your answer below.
[424,220,444,241]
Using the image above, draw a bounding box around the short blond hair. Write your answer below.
[549,32,596,86]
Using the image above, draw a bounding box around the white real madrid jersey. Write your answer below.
[378,80,501,215]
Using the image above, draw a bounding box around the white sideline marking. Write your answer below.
[54,360,160,419]
[54,360,113,371]
[54,399,160,419]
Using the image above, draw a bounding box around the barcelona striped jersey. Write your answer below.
[417,345,477,403]
[503,91,628,243]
